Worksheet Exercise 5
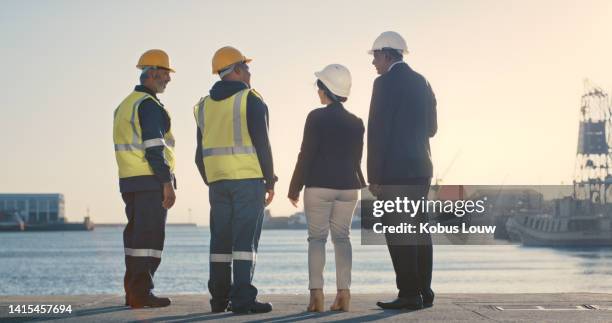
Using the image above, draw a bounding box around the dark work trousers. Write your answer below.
[379,179,433,301]
[122,190,167,299]
[208,179,265,311]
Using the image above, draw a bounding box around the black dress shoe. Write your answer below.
[376,296,423,310]
[232,300,273,314]
[422,291,434,308]
[210,299,229,313]
[130,293,171,308]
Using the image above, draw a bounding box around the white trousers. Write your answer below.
[304,187,358,290]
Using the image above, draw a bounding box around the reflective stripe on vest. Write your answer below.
[197,90,247,156]
[202,146,257,157]
[114,138,176,151]
[113,91,176,178]
[194,89,263,182]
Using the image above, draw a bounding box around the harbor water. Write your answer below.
[1,226,611,295]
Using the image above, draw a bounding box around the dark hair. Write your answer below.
[316,80,347,103]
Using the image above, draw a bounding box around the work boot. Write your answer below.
[232,300,273,314]
[130,293,171,308]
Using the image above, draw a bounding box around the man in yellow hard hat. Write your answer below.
[113,49,176,308]
[194,46,276,314]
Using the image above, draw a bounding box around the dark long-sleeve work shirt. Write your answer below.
[288,102,366,200]
[119,85,175,193]
[367,62,437,185]
[195,81,277,190]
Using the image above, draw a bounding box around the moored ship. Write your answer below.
[505,82,612,246]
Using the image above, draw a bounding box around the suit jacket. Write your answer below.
[288,102,366,200]
[367,62,437,184]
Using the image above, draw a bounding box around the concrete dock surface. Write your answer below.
[1,293,611,322]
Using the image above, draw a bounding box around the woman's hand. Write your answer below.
[289,198,299,208]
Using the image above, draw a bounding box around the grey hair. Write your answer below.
[218,64,236,79]
[139,66,158,84]
[382,47,403,60]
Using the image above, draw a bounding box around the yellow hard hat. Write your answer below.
[137,49,175,72]
[212,46,252,74]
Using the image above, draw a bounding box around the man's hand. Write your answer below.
[162,182,176,209]
[369,184,382,199]
[289,197,299,208]
[265,189,275,206]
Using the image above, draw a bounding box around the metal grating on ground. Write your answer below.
[488,304,606,311]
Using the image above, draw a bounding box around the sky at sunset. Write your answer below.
[2,0,612,224]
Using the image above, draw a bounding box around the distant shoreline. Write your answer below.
[95,223,198,227]
[93,224,312,230]
[93,223,314,229]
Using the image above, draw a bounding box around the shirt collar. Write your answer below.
[134,85,159,99]
[387,60,405,72]
[326,101,344,109]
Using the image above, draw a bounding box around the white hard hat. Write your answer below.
[368,31,409,55]
[314,64,351,98]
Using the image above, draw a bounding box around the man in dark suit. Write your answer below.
[367,31,437,310]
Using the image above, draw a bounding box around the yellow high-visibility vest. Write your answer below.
[113,91,176,179]
[194,89,263,183]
